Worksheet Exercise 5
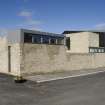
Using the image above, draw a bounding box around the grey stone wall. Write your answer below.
[0,35,21,76]
[89,32,99,47]
[0,37,8,74]
[21,44,105,76]
[10,43,21,76]
[66,32,99,53]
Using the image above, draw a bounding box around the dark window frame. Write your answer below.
[24,33,64,45]
[66,37,70,50]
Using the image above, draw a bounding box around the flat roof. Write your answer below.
[21,29,64,37]
[63,30,105,34]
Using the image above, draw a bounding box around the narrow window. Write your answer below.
[8,46,11,72]
[66,37,70,50]
[99,32,105,47]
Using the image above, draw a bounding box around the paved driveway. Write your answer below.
[0,72,105,105]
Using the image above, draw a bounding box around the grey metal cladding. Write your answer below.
[7,28,64,44]
[21,29,64,37]
[7,29,22,43]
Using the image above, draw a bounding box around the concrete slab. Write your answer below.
[24,67,105,83]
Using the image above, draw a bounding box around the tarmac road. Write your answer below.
[0,72,105,105]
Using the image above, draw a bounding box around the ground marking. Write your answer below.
[36,70,105,83]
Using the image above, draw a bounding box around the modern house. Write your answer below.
[0,29,64,76]
[63,31,105,53]
[0,29,105,77]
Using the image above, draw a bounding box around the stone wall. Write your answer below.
[0,37,8,74]
[21,44,105,76]
[89,32,99,47]
[67,32,89,53]
[0,36,21,76]
[66,32,99,53]
[10,43,21,76]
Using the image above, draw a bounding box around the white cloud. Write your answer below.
[17,10,42,30]
[18,10,33,18]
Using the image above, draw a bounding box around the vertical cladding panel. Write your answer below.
[7,30,21,44]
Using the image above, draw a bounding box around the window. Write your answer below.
[56,38,64,45]
[89,47,105,53]
[89,48,95,53]
[24,33,32,43]
[101,49,104,53]
[32,35,41,44]
[50,37,56,44]
[43,35,49,44]
[99,33,105,47]
[94,49,98,53]
[66,37,70,50]
[24,32,64,45]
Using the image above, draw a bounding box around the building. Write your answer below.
[0,29,64,76]
[63,30,105,53]
[0,29,105,77]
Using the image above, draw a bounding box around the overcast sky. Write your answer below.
[0,0,105,33]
